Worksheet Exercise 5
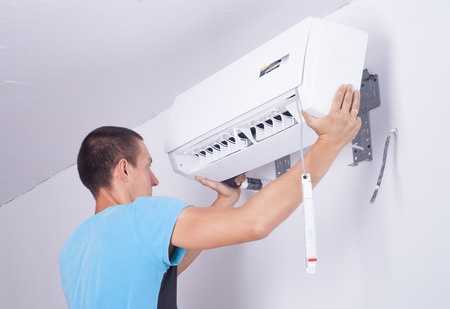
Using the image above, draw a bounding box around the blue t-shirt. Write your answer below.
[59,196,189,309]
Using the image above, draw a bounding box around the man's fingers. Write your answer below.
[234,174,247,186]
[301,110,317,128]
[351,90,361,114]
[341,84,354,112]
[195,176,217,189]
[330,84,347,112]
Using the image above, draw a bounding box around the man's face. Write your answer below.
[128,140,159,198]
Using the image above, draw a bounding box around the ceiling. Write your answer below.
[0,0,349,206]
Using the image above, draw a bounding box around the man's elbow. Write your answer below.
[249,219,274,241]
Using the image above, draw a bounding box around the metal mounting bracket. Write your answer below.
[275,154,291,177]
[349,69,381,166]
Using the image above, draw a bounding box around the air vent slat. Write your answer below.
[179,96,300,171]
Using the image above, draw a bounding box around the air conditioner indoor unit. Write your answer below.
[165,17,368,182]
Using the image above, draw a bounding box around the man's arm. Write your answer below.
[176,174,245,275]
[172,85,361,250]
[176,250,201,275]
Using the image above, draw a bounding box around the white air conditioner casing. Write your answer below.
[165,17,368,182]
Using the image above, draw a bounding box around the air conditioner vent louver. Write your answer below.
[253,110,295,141]
[192,112,297,168]
[175,95,298,172]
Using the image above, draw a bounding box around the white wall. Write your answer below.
[176,1,450,307]
[1,0,450,308]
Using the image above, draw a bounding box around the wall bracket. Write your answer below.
[349,69,381,166]
[275,154,291,177]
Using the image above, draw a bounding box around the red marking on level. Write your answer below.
[308,258,317,262]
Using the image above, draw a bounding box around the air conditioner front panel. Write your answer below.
[299,18,368,117]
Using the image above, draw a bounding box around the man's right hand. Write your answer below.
[302,84,362,152]
[195,174,246,208]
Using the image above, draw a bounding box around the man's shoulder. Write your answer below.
[133,196,189,208]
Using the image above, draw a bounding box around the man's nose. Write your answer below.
[151,171,159,187]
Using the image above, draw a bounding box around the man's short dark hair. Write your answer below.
[77,126,143,197]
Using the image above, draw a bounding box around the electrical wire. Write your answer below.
[370,128,398,204]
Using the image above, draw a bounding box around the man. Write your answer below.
[59,84,361,308]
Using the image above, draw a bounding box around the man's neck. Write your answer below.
[94,189,131,214]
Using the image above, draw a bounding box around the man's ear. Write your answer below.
[115,158,129,181]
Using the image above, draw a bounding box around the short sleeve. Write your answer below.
[131,196,189,270]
